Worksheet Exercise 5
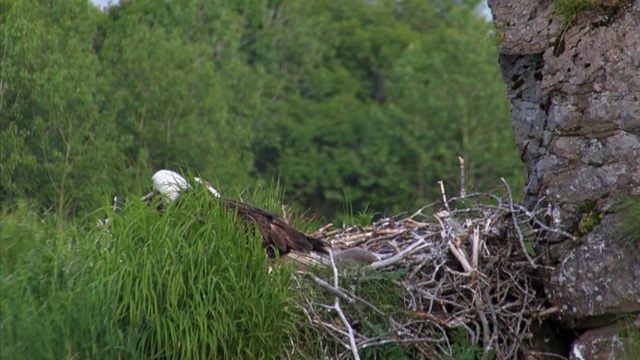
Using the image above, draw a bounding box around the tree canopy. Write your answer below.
[0,0,521,221]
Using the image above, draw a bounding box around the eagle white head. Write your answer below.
[152,170,190,203]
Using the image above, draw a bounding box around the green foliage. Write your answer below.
[446,326,489,360]
[619,196,640,244]
[555,0,604,26]
[354,208,378,227]
[0,0,128,216]
[575,199,602,236]
[99,0,256,185]
[1,189,297,359]
[0,201,50,277]
[386,5,522,202]
[1,0,522,222]
[620,315,640,359]
[1,202,93,358]
[339,198,378,227]
[490,29,506,46]
[554,0,627,27]
[293,266,418,359]
[577,210,601,235]
[251,0,521,218]
[0,1,530,350]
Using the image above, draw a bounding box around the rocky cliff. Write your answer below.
[488,0,640,358]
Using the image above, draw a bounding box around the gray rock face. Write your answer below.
[489,0,562,55]
[548,217,640,328]
[489,0,640,355]
[569,317,639,360]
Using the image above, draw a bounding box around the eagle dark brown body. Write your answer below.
[220,198,328,258]
[144,170,328,259]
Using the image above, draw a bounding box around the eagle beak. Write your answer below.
[194,177,221,198]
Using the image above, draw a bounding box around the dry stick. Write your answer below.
[323,228,346,237]
[472,225,480,270]
[438,217,473,274]
[511,300,530,359]
[309,191,548,358]
[434,209,473,273]
[426,265,447,313]
[483,289,501,355]
[458,156,466,198]
[350,293,390,318]
[316,321,352,350]
[314,315,353,339]
[501,178,536,268]
[536,305,560,318]
[447,241,474,273]
[409,256,433,279]
[475,300,491,360]
[370,236,429,269]
[405,282,468,311]
[329,250,361,360]
[409,204,436,219]
[340,232,373,247]
[362,336,444,348]
[305,272,355,304]
[513,203,577,241]
[314,223,334,235]
[438,180,451,213]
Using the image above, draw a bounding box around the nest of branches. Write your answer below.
[291,178,571,359]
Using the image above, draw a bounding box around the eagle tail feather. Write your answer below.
[306,236,329,255]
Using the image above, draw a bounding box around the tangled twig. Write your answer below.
[292,180,567,359]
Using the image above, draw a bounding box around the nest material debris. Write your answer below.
[292,181,567,359]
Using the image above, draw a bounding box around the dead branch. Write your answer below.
[329,250,360,360]
[290,180,572,359]
[459,156,466,198]
[501,178,536,268]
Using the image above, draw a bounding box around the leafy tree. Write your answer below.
[1,0,522,221]
[1,0,127,216]
[100,0,260,188]
[250,0,521,218]
[386,5,522,201]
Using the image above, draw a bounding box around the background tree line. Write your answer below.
[0,0,522,221]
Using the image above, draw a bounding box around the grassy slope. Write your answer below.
[1,189,296,359]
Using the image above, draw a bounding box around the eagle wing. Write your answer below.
[221,198,327,257]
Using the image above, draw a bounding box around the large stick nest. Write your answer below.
[291,183,569,359]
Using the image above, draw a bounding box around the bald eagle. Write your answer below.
[141,169,190,203]
[142,170,328,258]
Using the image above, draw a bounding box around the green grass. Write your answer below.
[2,181,517,359]
[620,315,640,359]
[555,0,626,27]
[445,326,492,360]
[1,187,297,359]
[339,192,378,228]
[619,196,640,244]
[555,0,599,25]
[291,265,417,359]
